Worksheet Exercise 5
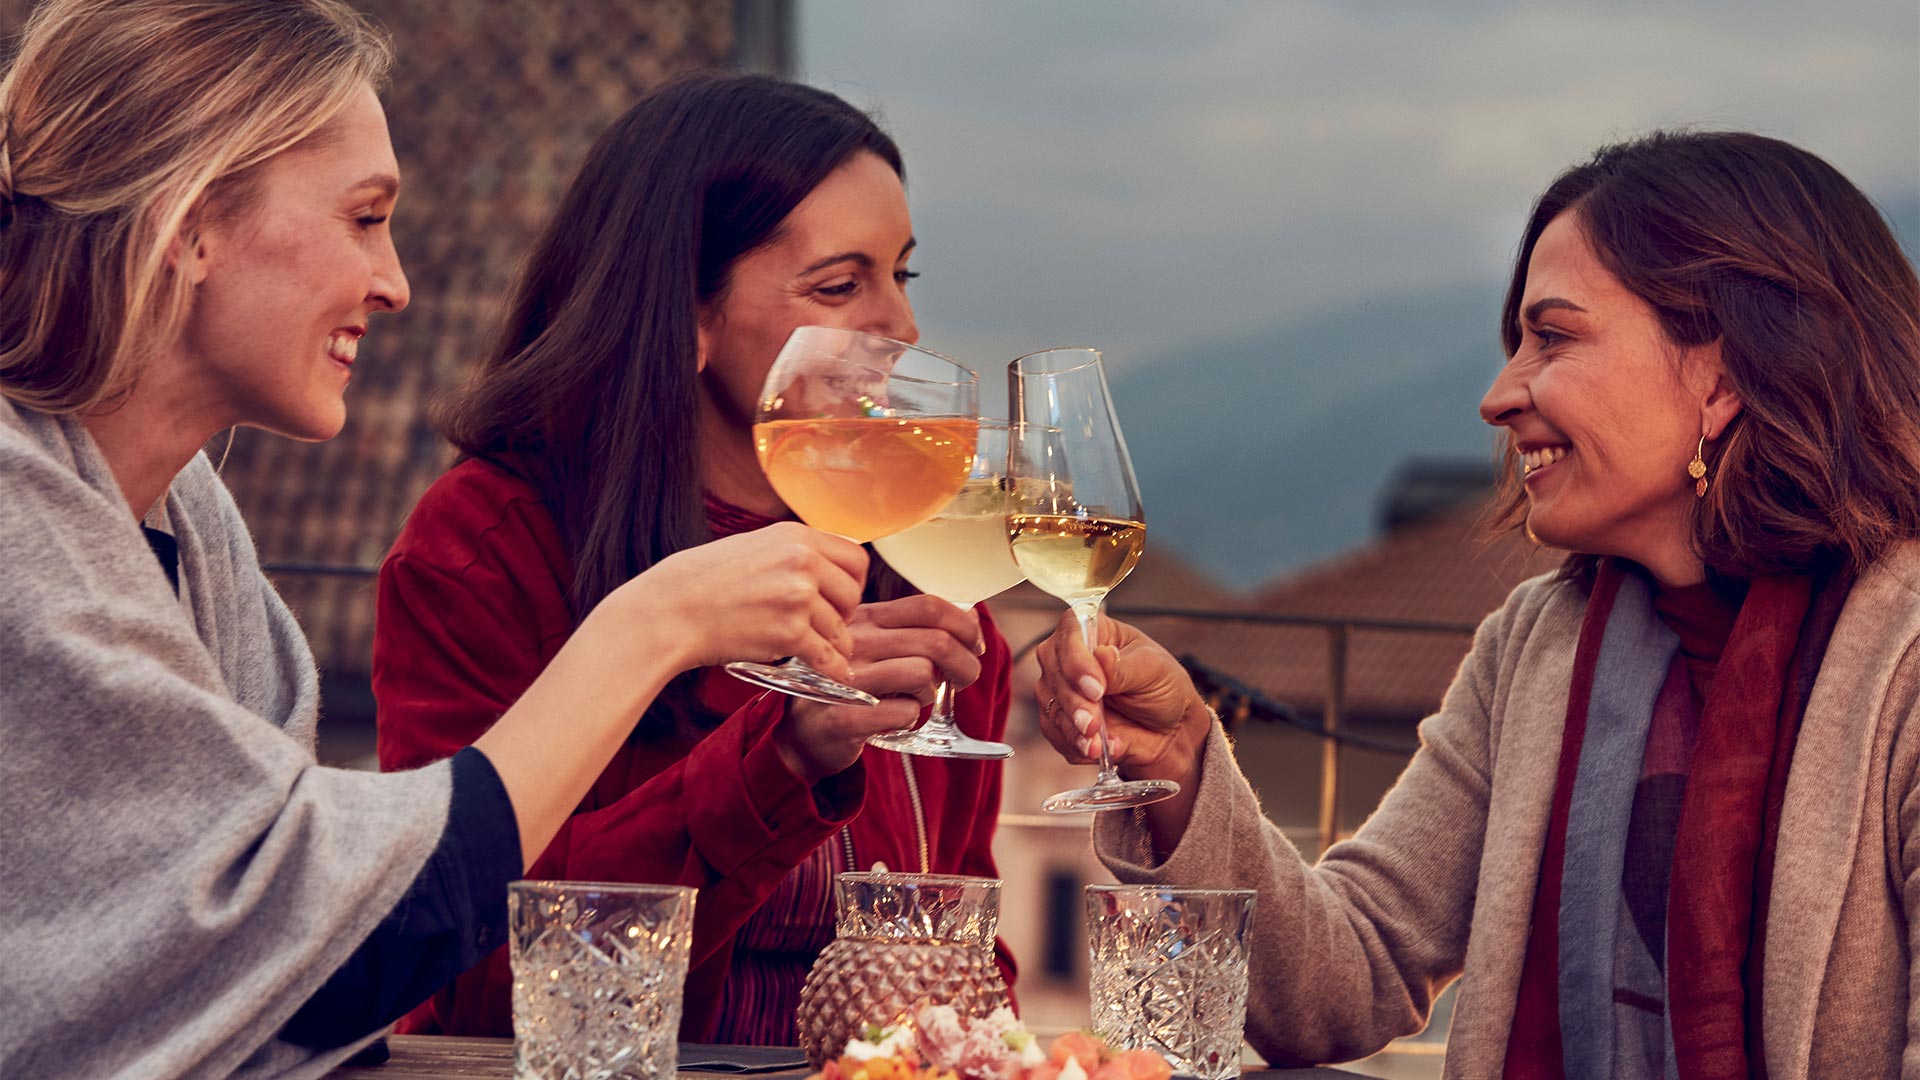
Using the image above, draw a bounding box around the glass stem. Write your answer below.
[1072,599,1121,785]
[924,677,957,735]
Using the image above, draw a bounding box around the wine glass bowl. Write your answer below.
[1007,348,1177,812]
[726,326,980,707]
[756,380,981,543]
[869,421,1023,759]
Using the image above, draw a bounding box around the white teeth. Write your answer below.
[1521,446,1568,473]
[326,333,359,363]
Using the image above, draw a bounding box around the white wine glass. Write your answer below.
[725,326,980,706]
[869,420,1023,758]
[1008,348,1177,812]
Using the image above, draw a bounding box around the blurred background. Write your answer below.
[6,1,1909,1073]
[804,2,1920,587]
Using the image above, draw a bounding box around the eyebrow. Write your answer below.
[798,237,918,277]
[1523,297,1587,324]
[349,173,401,199]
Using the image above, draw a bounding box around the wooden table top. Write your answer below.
[325,1036,1384,1080]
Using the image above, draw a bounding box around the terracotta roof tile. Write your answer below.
[1214,502,1563,720]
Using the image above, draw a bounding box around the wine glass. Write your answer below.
[1007,347,1178,812]
[869,420,1023,758]
[725,326,980,706]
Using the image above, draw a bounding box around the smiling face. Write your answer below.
[695,150,918,430]
[1480,211,1739,585]
[178,82,410,441]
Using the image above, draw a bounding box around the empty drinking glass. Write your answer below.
[1085,885,1256,1080]
[510,881,696,1080]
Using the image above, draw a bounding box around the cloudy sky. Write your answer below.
[798,2,1918,584]
[800,0,1920,392]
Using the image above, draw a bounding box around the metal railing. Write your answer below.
[262,563,1480,854]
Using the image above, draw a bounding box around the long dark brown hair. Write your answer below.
[437,72,903,728]
[441,72,901,607]
[1490,130,1920,580]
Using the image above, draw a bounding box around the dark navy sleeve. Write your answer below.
[279,746,521,1048]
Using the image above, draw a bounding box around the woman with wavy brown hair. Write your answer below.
[0,2,865,1076]
[1033,131,1920,1077]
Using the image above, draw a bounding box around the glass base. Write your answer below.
[724,659,880,707]
[1042,776,1180,814]
[867,726,1014,760]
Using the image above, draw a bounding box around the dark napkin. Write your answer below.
[678,1043,812,1074]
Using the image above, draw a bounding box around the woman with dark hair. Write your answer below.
[374,72,1013,1044]
[1033,131,1920,1075]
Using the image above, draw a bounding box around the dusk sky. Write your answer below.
[801,1,1920,393]
[800,2,1918,583]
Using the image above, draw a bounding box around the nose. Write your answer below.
[371,234,411,315]
[864,277,918,345]
[1480,357,1528,427]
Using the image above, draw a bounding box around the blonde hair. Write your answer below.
[0,0,392,413]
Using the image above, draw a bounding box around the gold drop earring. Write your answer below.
[1688,435,1709,498]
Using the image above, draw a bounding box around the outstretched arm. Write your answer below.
[1033,607,1503,1064]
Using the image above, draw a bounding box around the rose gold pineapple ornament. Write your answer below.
[796,872,1011,1067]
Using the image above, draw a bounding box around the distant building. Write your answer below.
[1377,457,1500,533]
[1246,498,1561,723]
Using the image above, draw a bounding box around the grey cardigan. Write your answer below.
[0,399,454,1079]
[1097,550,1920,1078]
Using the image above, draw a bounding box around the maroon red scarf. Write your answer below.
[1504,558,1851,1079]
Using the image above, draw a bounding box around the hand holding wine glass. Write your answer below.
[782,594,987,776]
[725,326,980,706]
[621,521,868,677]
[1031,608,1211,848]
[1032,608,1210,774]
[1008,347,1177,812]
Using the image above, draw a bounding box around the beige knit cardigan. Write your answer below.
[1095,545,1920,1078]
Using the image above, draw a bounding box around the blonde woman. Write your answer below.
[0,2,887,1077]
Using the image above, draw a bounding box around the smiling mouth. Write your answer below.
[1520,445,1568,477]
[326,331,360,367]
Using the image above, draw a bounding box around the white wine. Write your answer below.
[874,481,1025,607]
[1006,514,1146,606]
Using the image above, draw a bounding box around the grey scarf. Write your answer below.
[0,400,454,1079]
